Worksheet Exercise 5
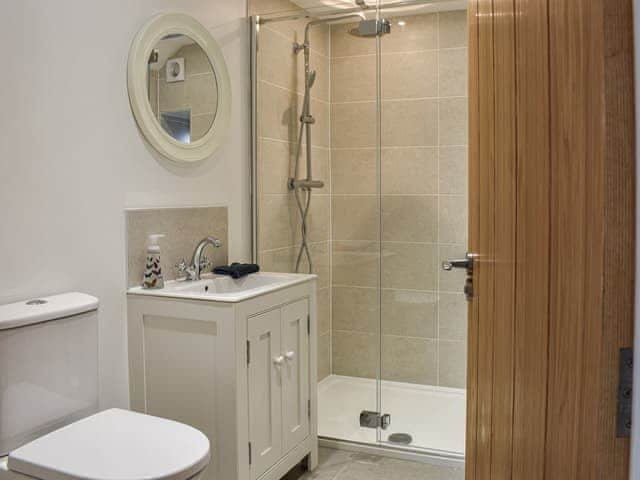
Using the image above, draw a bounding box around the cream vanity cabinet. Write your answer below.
[127,274,318,480]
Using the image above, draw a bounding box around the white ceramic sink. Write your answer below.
[127,272,316,303]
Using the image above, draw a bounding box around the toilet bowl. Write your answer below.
[0,409,210,480]
[0,293,210,480]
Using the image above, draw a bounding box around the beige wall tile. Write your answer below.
[310,241,330,289]
[382,242,437,291]
[439,146,468,195]
[332,330,377,379]
[438,340,466,388]
[309,23,331,58]
[158,80,185,112]
[438,244,467,293]
[318,287,331,336]
[439,195,467,244]
[126,207,228,287]
[311,98,331,148]
[382,196,437,242]
[331,55,376,103]
[331,22,377,58]
[438,10,468,48]
[259,194,297,250]
[382,289,437,338]
[382,99,438,147]
[439,97,468,146]
[259,246,296,273]
[306,194,330,243]
[290,146,331,194]
[185,74,219,115]
[318,332,331,381]
[332,241,379,288]
[289,241,330,288]
[380,14,438,53]
[332,149,377,195]
[258,81,301,142]
[191,114,214,142]
[439,48,468,97]
[381,147,438,195]
[181,44,214,75]
[382,50,438,100]
[332,286,378,333]
[332,195,378,241]
[438,293,467,341]
[259,139,293,195]
[331,102,377,148]
[258,26,302,92]
[382,336,437,384]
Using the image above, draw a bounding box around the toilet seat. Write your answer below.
[7,409,210,480]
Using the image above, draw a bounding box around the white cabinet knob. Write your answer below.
[284,351,295,360]
[273,355,285,366]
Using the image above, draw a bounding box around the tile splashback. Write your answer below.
[126,206,228,288]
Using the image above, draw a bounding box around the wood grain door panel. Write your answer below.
[466,0,635,478]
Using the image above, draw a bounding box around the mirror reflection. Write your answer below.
[147,34,218,143]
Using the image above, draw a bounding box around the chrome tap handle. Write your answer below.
[175,258,197,281]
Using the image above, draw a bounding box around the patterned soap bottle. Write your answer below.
[142,234,165,289]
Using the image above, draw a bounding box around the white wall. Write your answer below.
[0,0,250,409]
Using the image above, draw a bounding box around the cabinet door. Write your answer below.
[281,299,310,454]
[248,309,282,480]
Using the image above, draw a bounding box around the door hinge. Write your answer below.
[308,399,311,420]
[617,347,633,437]
[307,314,310,335]
[248,442,252,464]
[246,340,250,365]
[359,410,391,430]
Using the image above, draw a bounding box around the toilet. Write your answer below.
[0,292,210,480]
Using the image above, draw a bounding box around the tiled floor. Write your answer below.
[300,448,464,480]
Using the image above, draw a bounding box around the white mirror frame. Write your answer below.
[127,13,231,163]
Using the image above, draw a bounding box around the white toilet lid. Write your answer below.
[7,409,210,480]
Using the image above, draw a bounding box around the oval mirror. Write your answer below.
[128,13,231,163]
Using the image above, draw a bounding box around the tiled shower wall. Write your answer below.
[252,1,468,388]
[330,12,468,388]
[251,0,333,381]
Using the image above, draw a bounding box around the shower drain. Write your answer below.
[388,433,413,445]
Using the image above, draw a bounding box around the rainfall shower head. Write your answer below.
[349,18,391,37]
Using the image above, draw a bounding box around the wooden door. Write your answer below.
[281,299,310,454]
[466,0,635,479]
[248,309,283,480]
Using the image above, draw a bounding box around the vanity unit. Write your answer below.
[127,273,318,480]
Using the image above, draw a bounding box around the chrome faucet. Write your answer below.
[177,236,222,281]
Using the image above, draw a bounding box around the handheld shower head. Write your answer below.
[307,70,317,88]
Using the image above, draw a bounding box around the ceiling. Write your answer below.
[289,0,467,17]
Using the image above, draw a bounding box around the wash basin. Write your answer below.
[127,272,316,302]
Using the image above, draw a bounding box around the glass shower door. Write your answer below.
[377,5,469,457]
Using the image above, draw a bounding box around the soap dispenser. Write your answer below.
[142,234,165,289]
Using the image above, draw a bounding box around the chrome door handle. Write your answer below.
[273,355,285,366]
[442,252,476,301]
[284,351,295,360]
[442,252,475,275]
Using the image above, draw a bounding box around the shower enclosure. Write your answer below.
[250,0,468,463]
